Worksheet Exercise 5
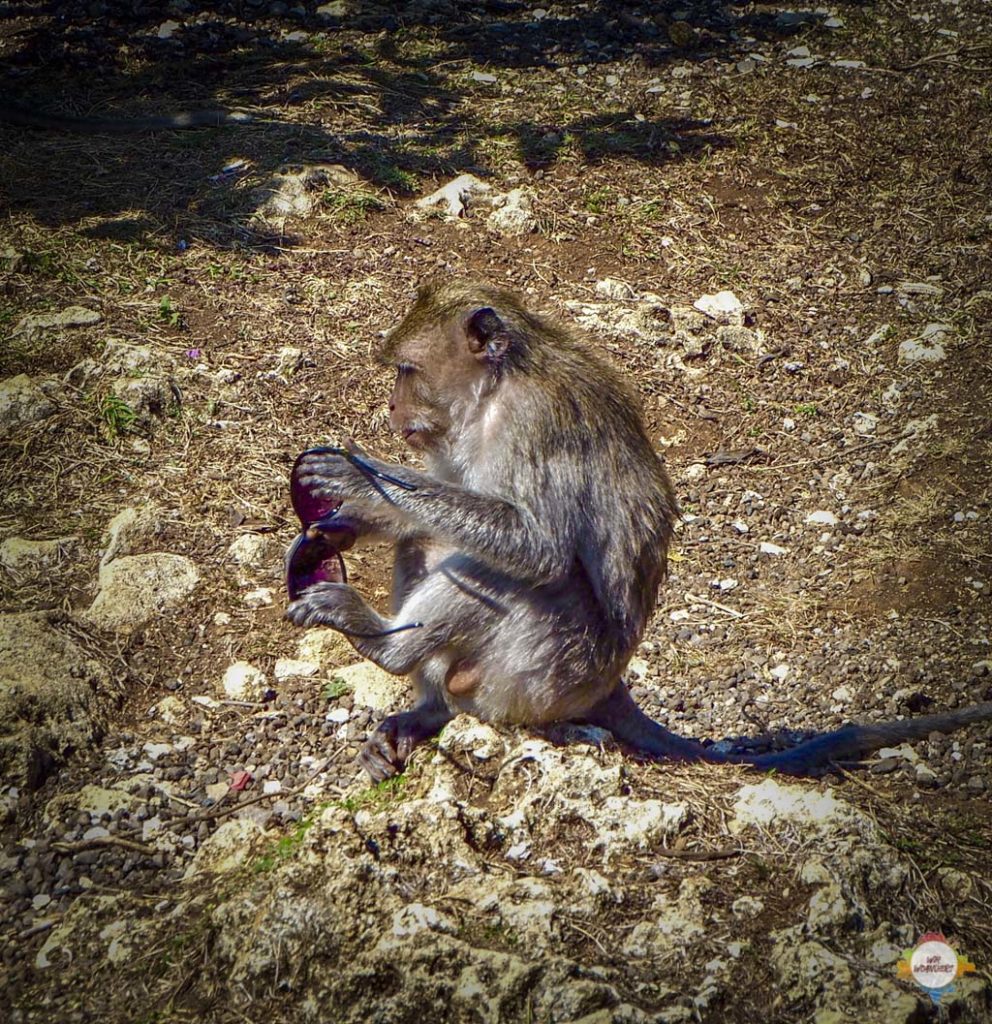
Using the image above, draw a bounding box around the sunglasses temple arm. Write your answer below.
[336,620,423,639]
[347,451,418,491]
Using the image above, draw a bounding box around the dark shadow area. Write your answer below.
[0,0,845,247]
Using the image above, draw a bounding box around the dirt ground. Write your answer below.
[1,1,991,1022]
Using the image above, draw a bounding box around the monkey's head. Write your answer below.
[377,281,528,451]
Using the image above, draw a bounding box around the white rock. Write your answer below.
[415,174,492,218]
[470,70,497,84]
[897,281,943,297]
[731,521,749,534]
[297,628,352,667]
[877,744,918,763]
[206,781,229,802]
[731,895,763,917]
[717,578,739,592]
[262,780,282,795]
[864,323,892,346]
[154,696,185,726]
[683,463,707,482]
[222,662,267,700]
[0,374,56,431]
[486,188,536,236]
[82,826,110,841]
[81,554,200,632]
[782,417,796,432]
[852,412,878,435]
[831,686,852,703]
[693,290,744,324]
[891,414,940,453]
[0,536,76,573]
[227,534,274,567]
[898,337,947,364]
[824,16,844,28]
[274,658,319,682]
[142,816,163,841]
[141,742,173,761]
[185,819,268,877]
[15,306,101,334]
[437,717,507,762]
[731,779,862,833]
[213,612,232,627]
[98,506,164,567]
[627,656,649,679]
[760,541,788,556]
[243,587,274,608]
[32,893,52,910]
[594,277,636,300]
[805,510,838,526]
[390,903,454,938]
[325,707,350,724]
[771,665,790,681]
[333,661,407,711]
[156,19,180,38]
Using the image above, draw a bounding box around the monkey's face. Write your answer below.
[385,315,497,452]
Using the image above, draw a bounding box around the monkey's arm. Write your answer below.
[296,450,575,583]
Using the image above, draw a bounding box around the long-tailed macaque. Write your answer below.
[287,280,992,781]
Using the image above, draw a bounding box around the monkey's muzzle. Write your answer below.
[285,447,357,600]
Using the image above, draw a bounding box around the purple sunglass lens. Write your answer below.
[285,529,347,601]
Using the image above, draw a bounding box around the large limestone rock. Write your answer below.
[0,612,109,787]
[81,553,200,632]
[0,374,56,432]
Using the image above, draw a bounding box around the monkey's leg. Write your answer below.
[286,581,449,675]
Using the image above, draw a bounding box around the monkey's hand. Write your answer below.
[296,443,421,509]
[286,581,367,632]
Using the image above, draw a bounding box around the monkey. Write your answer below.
[286,280,992,782]
[0,101,252,133]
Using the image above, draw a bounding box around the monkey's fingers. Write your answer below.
[285,582,347,628]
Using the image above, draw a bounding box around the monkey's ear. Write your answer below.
[466,307,511,363]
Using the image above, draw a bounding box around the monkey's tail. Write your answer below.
[584,685,992,776]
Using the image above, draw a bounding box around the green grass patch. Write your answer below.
[95,392,137,440]
[323,676,351,700]
[322,188,387,223]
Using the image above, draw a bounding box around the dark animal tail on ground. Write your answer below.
[585,684,992,776]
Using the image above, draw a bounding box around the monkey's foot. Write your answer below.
[359,709,449,782]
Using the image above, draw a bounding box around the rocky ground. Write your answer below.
[1,1,991,1022]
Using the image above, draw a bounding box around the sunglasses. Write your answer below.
[284,446,421,644]
[285,448,354,601]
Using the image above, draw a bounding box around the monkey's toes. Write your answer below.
[359,726,406,782]
[358,711,436,782]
